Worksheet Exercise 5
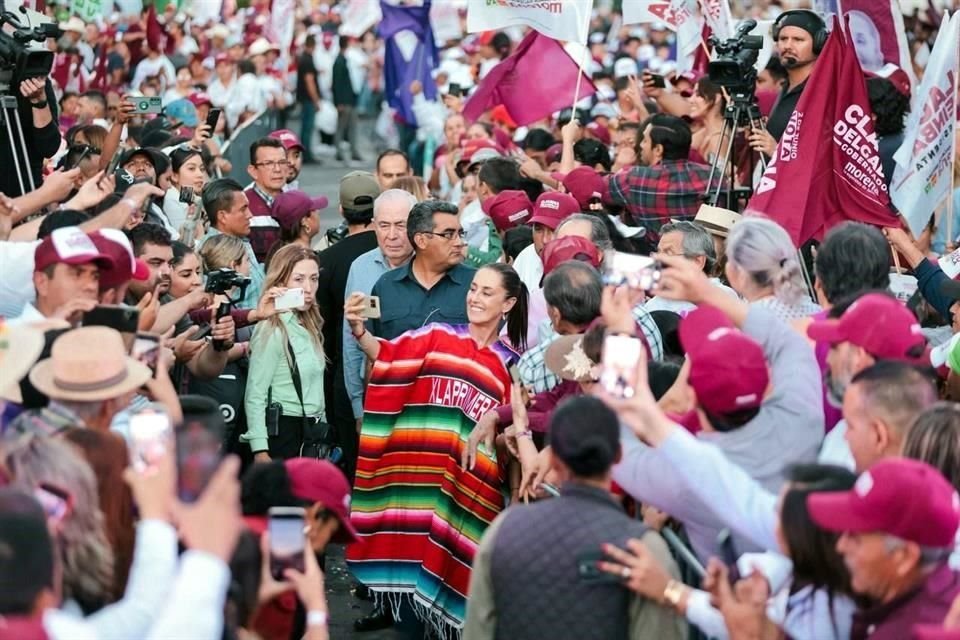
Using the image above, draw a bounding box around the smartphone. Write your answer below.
[717,528,742,585]
[268,506,307,580]
[192,324,213,341]
[275,287,305,311]
[105,149,123,176]
[131,333,160,375]
[82,305,140,351]
[176,412,225,503]
[132,96,163,114]
[576,549,623,585]
[602,251,662,291]
[129,404,173,473]
[178,185,195,204]
[360,295,381,319]
[447,83,464,98]
[204,107,222,135]
[600,333,644,399]
[34,483,72,524]
[644,72,666,89]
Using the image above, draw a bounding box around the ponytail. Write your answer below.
[483,263,529,352]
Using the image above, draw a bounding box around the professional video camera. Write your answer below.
[707,20,764,96]
[205,268,251,352]
[0,1,58,91]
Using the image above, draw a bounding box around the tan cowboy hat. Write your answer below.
[693,205,742,239]
[0,324,45,404]
[58,16,85,34]
[29,326,152,403]
[544,334,599,383]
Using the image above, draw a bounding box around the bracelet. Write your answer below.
[306,610,328,627]
[352,326,366,340]
[662,579,686,608]
[31,99,48,109]
[515,430,533,440]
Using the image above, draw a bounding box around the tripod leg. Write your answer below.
[10,106,36,193]
[1,104,28,197]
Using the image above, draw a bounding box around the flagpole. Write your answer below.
[570,0,594,112]
[949,21,959,251]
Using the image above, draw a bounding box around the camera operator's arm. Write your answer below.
[747,126,777,159]
[20,78,58,149]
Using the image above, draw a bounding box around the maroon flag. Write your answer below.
[745,16,896,246]
[90,44,109,92]
[462,31,597,127]
[145,4,166,54]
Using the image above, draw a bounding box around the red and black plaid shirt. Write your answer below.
[607,159,713,242]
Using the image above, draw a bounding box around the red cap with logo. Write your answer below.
[679,305,769,416]
[269,128,306,152]
[460,138,504,165]
[284,458,359,543]
[34,227,114,273]
[585,121,611,147]
[807,458,960,548]
[271,190,329,233]
[806,293,927,362]
[541,236,602,283]
[187,91,212,108]
[214,52,233,66]
[89,229,150,289]
[529,192,580,230]
[482,190,533,232]
[562,166,606,210]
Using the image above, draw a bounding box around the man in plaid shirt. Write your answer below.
[607,114,712,243]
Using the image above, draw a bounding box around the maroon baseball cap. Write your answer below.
[562,166,606,210]
[806,293,927,361]
[284,458,359,543]
[482,190,533,232]
[585,121,611,147]
[187,91,212,108]
[541,235,602,282]
[271,190,329,233]
[807,458,960,548]
[545,143,563,165]
[269,128,305,152]
[530,192,580,230]
[89,229,150,290]
[34,227,114,273]
[679,305,769,416]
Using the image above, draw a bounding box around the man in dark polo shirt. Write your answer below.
[369,200,473,339]
[245,137,288,262]
[316,170,381,465]
[748,10,827,157]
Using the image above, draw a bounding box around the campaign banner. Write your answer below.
[699,0,733,41]
[431,1,464,44]
[467,0,592,44]
[341,0,382,38]
[838,0,917,87]
[71,0,103,21]
[891,11,959,237]
[623,0,703,71]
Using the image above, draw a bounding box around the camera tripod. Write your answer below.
[703,91,767,212]
[0,73,37,195]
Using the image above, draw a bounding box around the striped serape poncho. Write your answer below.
[346,323,517,635]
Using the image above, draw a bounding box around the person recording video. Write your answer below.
[0,76,62,198]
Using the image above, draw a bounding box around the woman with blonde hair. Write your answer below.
[200,232,249,277]
[392,175,430,201]
[244,244,326,461]
[724,217,821,321]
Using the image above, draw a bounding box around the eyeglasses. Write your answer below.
[254,160,291,170]
[421,229,466,241]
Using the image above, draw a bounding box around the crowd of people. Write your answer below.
[1,0,960,639]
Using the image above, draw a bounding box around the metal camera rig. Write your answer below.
[703,19,766,211]
[0,0,59,195]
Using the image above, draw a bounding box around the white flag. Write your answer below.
[622,0,703,72]
[466,0,592,44]
[891,11,959,237]
[699,0,733,41]
[340,0,383,38]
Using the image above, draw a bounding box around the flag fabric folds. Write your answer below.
[461,30,597,127]
[380,0,439,127]
[745,16,897,246]
[466,0,592,44]
[891,11,959,237]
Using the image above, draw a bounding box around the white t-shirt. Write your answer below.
[0,240,41,319]
[818,420,856,471]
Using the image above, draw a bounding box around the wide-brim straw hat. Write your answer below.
[0,324,46,403]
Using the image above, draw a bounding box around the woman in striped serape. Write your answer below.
[344,264,528,638]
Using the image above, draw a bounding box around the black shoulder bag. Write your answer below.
[282,338,341,463]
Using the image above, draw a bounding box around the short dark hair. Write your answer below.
[639,113,692,161]
[406,200,459,247]
[238,59,255,75]
[376,149,410,174]
[477,157,521,195]
[542,261,602,326]
[548,396,620,477]
[0,488,54,615]
[80,90,107,112]
[866,77,910,137]
[764,56,787,83]
[171,240,196,268]
[573,138,612,171]
[202,177,245,228]
[522,128,556,152]
[851,361,938,440]
[249,137,284,166]
[504,225,533,261]
[127,223,172,257]
[814,222,890,304]
[305,35,317,49]
[38,210,90,239]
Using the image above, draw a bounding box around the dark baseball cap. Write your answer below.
[271,190,329,233]
[339,171,380,212]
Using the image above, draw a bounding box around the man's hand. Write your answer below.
[20,77,46,104]
[561,119,582,145]
[64,171,115,210]
[191,122,213,147]
[211,314,236,348]
[518,155,546,181]
[442,93,463,113]
[600,285,639,335]
[0,194,17,241]
[172,326,206,363]
[123,445,175,522]
[41,168,83,204]
[116,97,137,125]
[137,286,161,332]
[51,297,97,325]
[185,286,213,311]
[654,253,715,305]
[462,410,498,470]
[641,71,664,98]
[748,126,777,158]
[171,456,243,562]
[598,538,673,601]
[124,181,165,209]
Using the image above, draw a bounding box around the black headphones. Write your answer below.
[772,9,829,55]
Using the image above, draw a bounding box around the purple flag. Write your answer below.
[462,31,597,127]
[379,0,439,126]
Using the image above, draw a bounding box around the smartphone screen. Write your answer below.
[129,405,173,473]
[268,507,307,580]
[600,334,644,399]
[602,252,661,291]
[131,333,160,375]
[176,413,225,503]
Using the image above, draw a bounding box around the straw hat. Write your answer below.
[544,334,599,383]
[693,205,742,239]
[0,324,45,403]
[29,326,152,402]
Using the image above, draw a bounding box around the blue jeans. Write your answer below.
[300,100,317,160]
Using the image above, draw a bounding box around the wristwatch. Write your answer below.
[662,579,687,608]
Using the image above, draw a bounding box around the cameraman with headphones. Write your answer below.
[748,10,828,157]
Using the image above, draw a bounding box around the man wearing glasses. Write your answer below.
[245,137,290,262]
[367,200,474,340]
